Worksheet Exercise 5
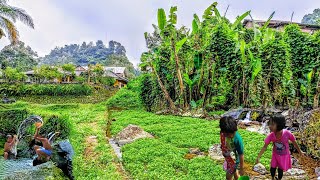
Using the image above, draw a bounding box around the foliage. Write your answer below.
[112,110,272,179]
[0,84,93,96]
[62,64,75,73]
[39,40,135,76]
[3,67,27,82]
[0,41,38,71]
[0,108,28,134]
[106,87,142,110]
[141,2,320,111]
[0,0,34,44]
[301,8,320,25]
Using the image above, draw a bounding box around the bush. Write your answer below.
[0,108,28,135]
[38,114,71,140]
[0,84,93,96]
[106,88,142,110]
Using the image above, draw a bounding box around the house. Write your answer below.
[105,70,129,88]
[24,69,73,83]
[104,67,126,77]
[243,19,320,34]
[75,65,129,88]
[75,65,88,76]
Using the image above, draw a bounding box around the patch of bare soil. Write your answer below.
[84,135,98,159]
[292,153,320,179]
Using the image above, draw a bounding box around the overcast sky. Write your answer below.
[0,0,319,66]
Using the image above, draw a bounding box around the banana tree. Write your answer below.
[140,52,177,111]
[157,7,188,108]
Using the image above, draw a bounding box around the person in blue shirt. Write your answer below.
[219,116,245,180]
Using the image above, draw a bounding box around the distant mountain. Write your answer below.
[0,41,38,71]
[39,40,135,75]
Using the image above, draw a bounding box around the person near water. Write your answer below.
[256,114,304,180]
[219,116,245,180]
[34,126,53,161]
[4,134,17,160]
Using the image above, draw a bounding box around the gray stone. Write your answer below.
[113,124,154,146]
[208,144,224,161]
[253,163,267,175]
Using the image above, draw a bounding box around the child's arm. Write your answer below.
[256,143,268,164]
[291,140,304,154]
[34,127,40,138]
[239,154,244,176]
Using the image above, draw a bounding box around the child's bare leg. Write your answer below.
[34,145,40,151]
[36,148,48,160]
[226,172,233,180]
[4,152,8,160]
[233,170,239,180]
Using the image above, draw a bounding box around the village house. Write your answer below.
[243,19,320,34]
[24,65,128,87]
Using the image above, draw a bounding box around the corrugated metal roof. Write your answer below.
[104,67,126,74]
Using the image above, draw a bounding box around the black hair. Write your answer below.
[219,116,238,133]
[270,114,286,131]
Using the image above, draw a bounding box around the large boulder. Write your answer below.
[113,125,154,146]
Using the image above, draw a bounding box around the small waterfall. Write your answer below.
[12,115,43,157]
[241,111,251,123]
[258,120,270,135]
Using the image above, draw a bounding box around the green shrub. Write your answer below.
[0,108,28,135]
[106,88,142,110]
[0,84,93,96]
[38,114,71,140]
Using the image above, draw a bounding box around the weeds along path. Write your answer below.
[67,104,128,180]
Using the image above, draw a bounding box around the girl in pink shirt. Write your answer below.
[255,114,304,180]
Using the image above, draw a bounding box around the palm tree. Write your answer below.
[0,0,34,44]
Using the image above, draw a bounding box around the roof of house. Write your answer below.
[25,70,35,75]
[104,67,126,74]
[243,19,320,30]
[106,70,129,83]
[76,65,126,74]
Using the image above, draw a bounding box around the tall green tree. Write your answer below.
[0,0,34,44]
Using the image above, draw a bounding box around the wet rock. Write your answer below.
[253,163,267,175]
[113,124,154,146]
[284,168,306,176]
[208,144,224,161]
[315,167,320,178]
[189,148,201,155]
[181,112,192,117]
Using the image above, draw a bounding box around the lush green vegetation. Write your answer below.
[110,110,271,179]
[0,84,93,96]
[140,2,320,112]
[0,41,38,71]
[39,40,135,77]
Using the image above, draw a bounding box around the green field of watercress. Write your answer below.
[111,110,272,179]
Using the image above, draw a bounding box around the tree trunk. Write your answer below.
[313,72,320,109]
[171,39,186,108]
[151,65,177,111]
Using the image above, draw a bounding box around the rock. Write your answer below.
[189,148,201,155]
[284,168,306,176]
[315,167,320,177]
[208,144,224,161]
[113,125,154,146]
[281,110,289,117]
[181,112,192,117]
[253,163,267,175]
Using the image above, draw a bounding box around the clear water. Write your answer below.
[0,158,54,180]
